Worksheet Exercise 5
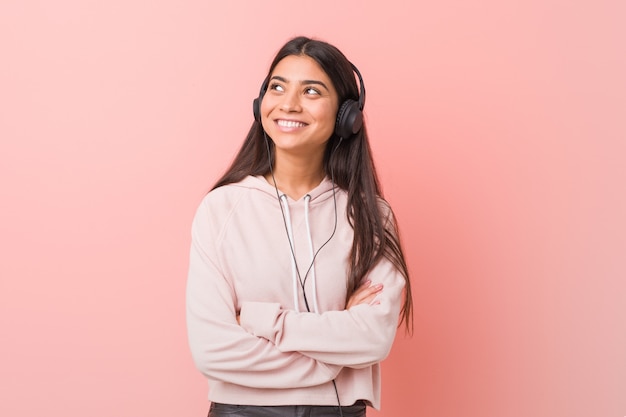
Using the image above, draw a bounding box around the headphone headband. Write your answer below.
[350,62,366,112]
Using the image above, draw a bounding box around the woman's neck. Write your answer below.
[265,153,325,200]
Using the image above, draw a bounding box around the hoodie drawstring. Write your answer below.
[279,194,320,314]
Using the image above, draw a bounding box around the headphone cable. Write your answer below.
[263,132,345,417]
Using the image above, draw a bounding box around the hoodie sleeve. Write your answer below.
[238,258,405,369]
[186,199,341,389]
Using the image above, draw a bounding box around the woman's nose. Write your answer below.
[280,91,302,112]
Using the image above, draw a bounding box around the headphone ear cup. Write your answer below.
[252,97,261,122]
[335,99,363,139]
[253,77,270,123]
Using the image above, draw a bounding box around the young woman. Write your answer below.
[186,36,413,417]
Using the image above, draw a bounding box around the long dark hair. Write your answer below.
[212,36,413,333]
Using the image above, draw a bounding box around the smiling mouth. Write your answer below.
[276,119,307,128]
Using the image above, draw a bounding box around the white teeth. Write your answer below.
[277,120,306,128]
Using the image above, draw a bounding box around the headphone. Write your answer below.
[252,62,366,139]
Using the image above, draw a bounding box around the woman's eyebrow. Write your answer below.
[269,75,330,92]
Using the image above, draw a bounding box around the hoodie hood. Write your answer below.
[235,175,337,205]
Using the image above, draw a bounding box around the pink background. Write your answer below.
[1,1,624,416]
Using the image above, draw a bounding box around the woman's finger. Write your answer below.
[346,281,383,309]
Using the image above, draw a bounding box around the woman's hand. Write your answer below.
[346,280,383,309]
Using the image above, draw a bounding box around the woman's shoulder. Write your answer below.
[192,177,262,236]
[196,175,276,215]
[204,176,269,201]
[376,197,402,230]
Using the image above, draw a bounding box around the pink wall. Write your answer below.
[1,1,624,416]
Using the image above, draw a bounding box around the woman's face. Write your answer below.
[260,55,339,158]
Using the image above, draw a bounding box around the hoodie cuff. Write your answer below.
[240,301,282,342]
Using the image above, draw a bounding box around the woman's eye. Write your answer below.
[269,83,284,92]
[305,87,320,95]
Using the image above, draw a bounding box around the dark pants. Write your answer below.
[208,401,367,417]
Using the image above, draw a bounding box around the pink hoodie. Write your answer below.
[186,175,405,409]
